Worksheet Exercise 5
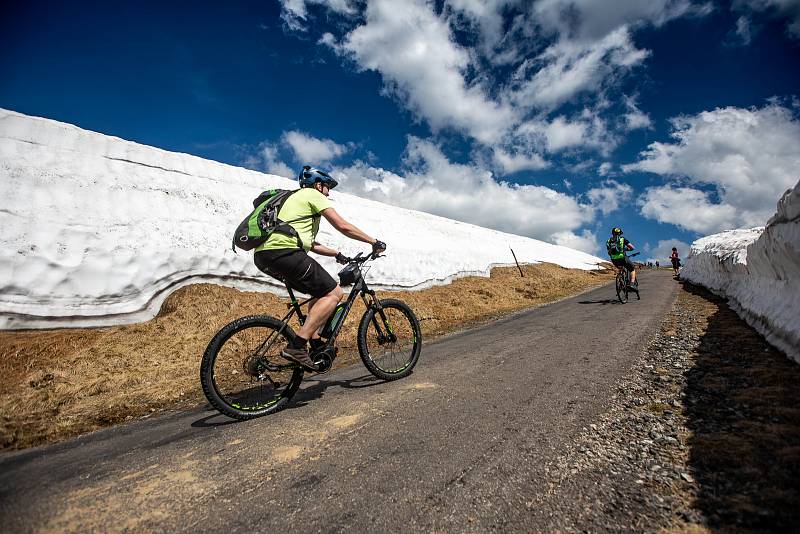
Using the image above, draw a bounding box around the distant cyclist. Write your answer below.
[253,166,386,370]
[606,227,637,289]
[670,247,681,278]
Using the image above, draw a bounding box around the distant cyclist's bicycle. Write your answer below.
[615,252,640,303]
[200,251,422,420]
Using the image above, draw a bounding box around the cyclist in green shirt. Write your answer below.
[606,227,638,288]
[254,166,386,370]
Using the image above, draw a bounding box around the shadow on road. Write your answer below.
[191,411,242,429]
[577,299,622,305]
[681,282,800,530]
[290,372,385,407]
[190,372,387,427]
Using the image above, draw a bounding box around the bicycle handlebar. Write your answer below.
[340,250,383,265]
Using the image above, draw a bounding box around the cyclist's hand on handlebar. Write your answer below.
[335,252,350,264]
[371,239,386,258]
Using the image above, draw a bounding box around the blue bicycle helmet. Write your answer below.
[299,166,338,189]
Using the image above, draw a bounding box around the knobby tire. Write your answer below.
[616,270,629,303]
[357,298,422,381]
[200,315,304,420]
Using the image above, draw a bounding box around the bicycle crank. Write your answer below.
[312,347,337,374]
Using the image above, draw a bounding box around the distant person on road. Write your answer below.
[606,227,637,288]
[670,247,681,278]
[253,165,386,370]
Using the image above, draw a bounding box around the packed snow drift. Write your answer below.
[0,109,605,329]
[682,180,800,363]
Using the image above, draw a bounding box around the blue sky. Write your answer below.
[2,0,799,260]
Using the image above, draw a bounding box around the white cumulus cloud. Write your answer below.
[551,229,601,255]
[598,162,614,176]
[279,0,358,30]
[544,116,590,151]
[625,102,800,233]
[334,136,600,246]
[638,186,741,235]
[244,130,352,175]
[262,145,295,178]
[509,26,649,110]
[530,0,711,43]
[330,0,514,144]
[732,0,800,38]
[586,180,634,215]
[242,143,295,178]
[309,0,710,163]
[506,111,617,159]
[622,95,653,130]
[444,0,518,63]
[282,130,351,163]
[491,148,550,174]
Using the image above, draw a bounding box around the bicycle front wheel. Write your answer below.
[200,315,304,420]
[357,298,422,381]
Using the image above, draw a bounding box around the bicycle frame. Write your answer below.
[257,255,392,369]
[284,273,380,349]
[613,252,640,278]
[619,267,632,290]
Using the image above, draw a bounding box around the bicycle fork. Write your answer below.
[362,290,397,344]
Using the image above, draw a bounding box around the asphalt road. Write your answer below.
[0,270,678,533]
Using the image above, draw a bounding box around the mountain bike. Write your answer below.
[615,252,640,303]
[200,251,422,420]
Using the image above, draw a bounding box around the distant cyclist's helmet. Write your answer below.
[612,227,623,236]
[299,166,338,189]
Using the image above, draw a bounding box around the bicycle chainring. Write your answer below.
[313,347,336,374]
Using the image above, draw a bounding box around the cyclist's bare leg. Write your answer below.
[304,297,322,340]
[297,285,344,341]
[631,269,637,284]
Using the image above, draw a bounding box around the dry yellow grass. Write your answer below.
[0,263,613,450]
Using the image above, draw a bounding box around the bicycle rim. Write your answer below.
[200,316,304,420]
[358,299,421,381]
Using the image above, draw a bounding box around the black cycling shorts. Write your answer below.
[254,249,338,298]
[611,257,635,271]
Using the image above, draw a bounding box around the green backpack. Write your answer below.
[231,189,312,252]
[606,236,624,257]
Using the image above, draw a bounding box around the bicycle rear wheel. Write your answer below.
[616,272,628,303]
[357,299,422,381]
[200,315,304,420]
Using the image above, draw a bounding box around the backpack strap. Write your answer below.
[272,206,324,250]
[271,215,315,250]
[270,189,326,250]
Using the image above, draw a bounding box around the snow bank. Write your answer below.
[0,109,604,329]
[682,181,800,362]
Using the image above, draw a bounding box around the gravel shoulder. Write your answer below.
[530,280,800,532]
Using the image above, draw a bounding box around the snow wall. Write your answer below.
[0,108,604,329]
[682,180,800,363]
